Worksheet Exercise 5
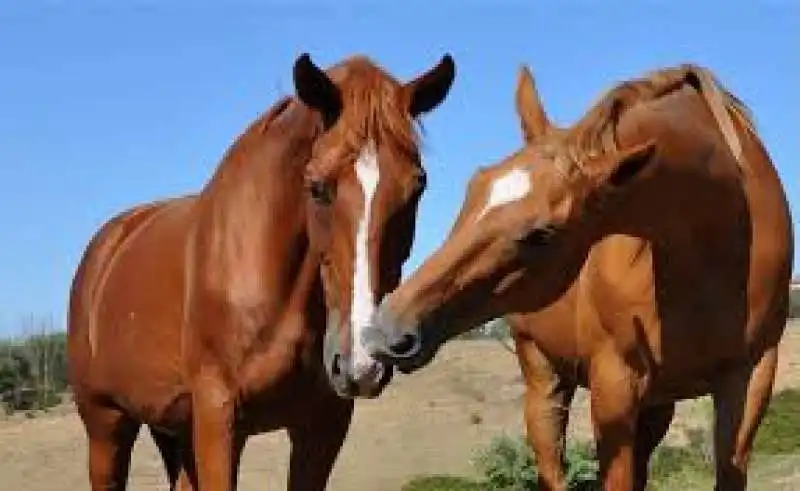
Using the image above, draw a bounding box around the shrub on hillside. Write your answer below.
[0,318,68,413]
[471,434,600,490]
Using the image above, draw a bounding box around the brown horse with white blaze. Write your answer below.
[365,64,793,490]
[67,53,455,490]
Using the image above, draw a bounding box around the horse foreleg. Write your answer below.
[633,402,675,491]
[150,426,202,490]
[190,368,237,491]
[287,397,354,491]
[150,427,182,488]
[76,399,141,491]
[712,344,779,491]
[589,350,642,491]
[517,340,576,491]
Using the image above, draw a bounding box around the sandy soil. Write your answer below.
[1,323,798,490]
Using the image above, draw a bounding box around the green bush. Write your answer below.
[0,319,68,414]
[753,388,800,455]
[471,434,600,490]
[405,387,800,491]
[562,442,601,490]
[402,475,483,491]
[403,433,600,491]
[472,433,538,490]
[646,389,800,489]
[648,438,713,490]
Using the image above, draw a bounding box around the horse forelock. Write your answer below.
[207,57,421,187]
[327,56,422,163]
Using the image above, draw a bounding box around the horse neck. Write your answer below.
[194,102,324,327]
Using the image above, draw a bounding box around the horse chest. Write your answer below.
[236,324,324,398]
[236,359,331,432]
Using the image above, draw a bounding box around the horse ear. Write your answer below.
[600,139,658,189]
[405,54,456,117]
[293,53,342,127]
[516,65,552,144]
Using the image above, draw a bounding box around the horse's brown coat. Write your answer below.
[67,53,455,490]
[367,64,793,491]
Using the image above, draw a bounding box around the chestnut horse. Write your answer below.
[365,64,793,490]
[66,53,455,490]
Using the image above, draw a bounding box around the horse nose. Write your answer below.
[388,333,419,358]
[327,352,388,398]
[331,352,343,376]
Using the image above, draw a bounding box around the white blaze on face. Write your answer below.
[351,141,382,379]
[476,167,532,221]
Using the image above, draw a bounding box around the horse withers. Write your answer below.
[365,64,793,490]
[67,53,455,490]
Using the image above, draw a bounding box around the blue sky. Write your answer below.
[0,2,797,334]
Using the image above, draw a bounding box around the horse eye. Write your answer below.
[520,226,555,248]
[309,180,333,205]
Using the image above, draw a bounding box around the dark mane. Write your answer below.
[563,64,756,166]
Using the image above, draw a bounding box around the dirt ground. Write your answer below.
[1,323,798,491]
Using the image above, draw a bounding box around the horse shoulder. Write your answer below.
[576,236,661,360]
[583,235,654,307]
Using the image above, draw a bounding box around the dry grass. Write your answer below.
[0,323,797,490]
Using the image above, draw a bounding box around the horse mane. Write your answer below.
[563,63,756,169]
[206,56,421,186]
[214,95,295,169]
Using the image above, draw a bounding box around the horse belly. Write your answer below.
[87,201,194,426]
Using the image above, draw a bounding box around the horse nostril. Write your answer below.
[389,334,418,357]
[331,353,342,376]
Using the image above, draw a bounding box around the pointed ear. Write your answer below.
[405,54,456,117]
[516,65,551,143]
[293,53,342,127]
[601,139,658,189]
